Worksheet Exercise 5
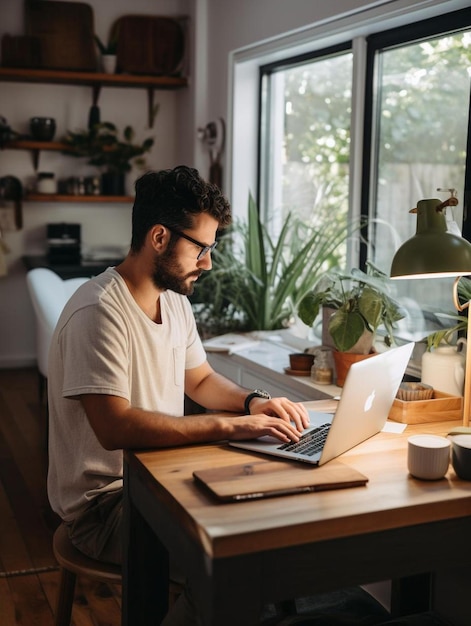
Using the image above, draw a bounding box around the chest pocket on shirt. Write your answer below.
[173,346,185,387]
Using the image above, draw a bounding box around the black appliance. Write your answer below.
[47,223,81,264]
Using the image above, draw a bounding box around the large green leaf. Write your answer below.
[329,308,366,352]
[358,287,383,330]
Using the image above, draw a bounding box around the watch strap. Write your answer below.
[244,389,271,414]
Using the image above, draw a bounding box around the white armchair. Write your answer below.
[26,268,89,401]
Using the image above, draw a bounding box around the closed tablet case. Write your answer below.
[193,460,368,502]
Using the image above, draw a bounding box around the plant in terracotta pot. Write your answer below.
[62,122,155,195]
[297,262,405,385]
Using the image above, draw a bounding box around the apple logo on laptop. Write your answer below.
[364,389,376,412]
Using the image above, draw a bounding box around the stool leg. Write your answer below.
[55,567,77,626]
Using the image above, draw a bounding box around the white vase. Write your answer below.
[421,341,466,396]
[102,55,117,74]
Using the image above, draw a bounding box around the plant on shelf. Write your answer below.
[94,34,118,56]
[424,276,471,350]
[94,32,119,74]
[297,263,405,385]
[62,121,155,194]
[191,193,357,336]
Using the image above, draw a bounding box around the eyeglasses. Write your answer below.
[164,225,218,260]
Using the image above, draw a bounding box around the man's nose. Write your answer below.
[198,252,212,270]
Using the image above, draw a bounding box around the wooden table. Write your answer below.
[122,406,471,626]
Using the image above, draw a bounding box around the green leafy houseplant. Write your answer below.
[62,122,154,175]
[191,194,356,334]
[298,262,405,354]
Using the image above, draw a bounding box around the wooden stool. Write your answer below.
[52,523,183,625]
[52,523,122,626]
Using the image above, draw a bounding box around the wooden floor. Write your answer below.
[0,367,121,626]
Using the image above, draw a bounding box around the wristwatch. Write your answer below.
[244,389,272,414]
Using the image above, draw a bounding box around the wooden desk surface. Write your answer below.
[126,409,471,561]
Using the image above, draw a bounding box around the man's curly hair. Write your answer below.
[130,166,232,252]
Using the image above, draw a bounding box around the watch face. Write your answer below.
[254,389,271,399]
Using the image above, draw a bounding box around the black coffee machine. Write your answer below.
[47,223,81,264]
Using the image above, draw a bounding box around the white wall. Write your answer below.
[0,0,462,367]
[0,0,196,367]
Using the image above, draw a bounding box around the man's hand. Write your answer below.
[224,413,304,443]
[247,396,310,433]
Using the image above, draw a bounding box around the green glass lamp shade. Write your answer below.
[391,198,471,279]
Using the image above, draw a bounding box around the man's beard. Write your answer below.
[152,248,202,295]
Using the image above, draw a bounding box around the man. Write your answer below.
[47,165,309,624]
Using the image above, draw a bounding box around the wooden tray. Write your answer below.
[388,389,462,424]
[1,35,41,68]
[25,0,96,71]
[114,15,185,76]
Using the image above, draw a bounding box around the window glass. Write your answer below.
[260,50,353,264]
[370,30,471,321]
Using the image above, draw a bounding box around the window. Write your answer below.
[259,45,352,245]
[255,6,471,336]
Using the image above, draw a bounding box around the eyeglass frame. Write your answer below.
[163,224,218,260]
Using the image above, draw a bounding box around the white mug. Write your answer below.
[408,435,450,480]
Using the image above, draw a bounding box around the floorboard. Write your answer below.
[0,367,121,625]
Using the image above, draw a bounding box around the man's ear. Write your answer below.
[149,224,169,253]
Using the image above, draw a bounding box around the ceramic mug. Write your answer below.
[449,434,471,480]
[407,434,450,480]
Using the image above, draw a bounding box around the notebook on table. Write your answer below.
[229,342,414,466]
[193,459,369,502]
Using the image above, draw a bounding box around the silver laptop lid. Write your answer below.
[229,342,414,465]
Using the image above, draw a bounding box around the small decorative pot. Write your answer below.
[30,117,56,141]
[289,352,315,372]
[102,54,117,74]
[332,350,376,387]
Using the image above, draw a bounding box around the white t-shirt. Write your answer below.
[47,267,206,521]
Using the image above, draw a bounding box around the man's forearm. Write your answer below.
[187,370,249,413]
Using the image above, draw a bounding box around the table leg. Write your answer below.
[391,573,432,617]
[122,463,170,626]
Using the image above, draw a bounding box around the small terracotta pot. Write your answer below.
[289,352,315,372]
[332,350,376,387]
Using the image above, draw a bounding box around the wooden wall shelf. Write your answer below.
[0,66,188,127]
[0,67,188,90]
[6,139,66,151]
[1,66,181,202]
[25,194,134,203]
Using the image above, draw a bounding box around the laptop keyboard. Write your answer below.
[278,423,331,456]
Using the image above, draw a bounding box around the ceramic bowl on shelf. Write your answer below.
[30,117,56,141]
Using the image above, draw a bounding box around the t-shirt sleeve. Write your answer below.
[59,304,131,400]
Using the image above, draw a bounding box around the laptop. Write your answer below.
[229,342,414,465]
[193,458,369,502]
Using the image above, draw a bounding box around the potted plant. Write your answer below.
[297,263,405,385]
[94,33,118,73]
[191,193,357,336]
[62,122,155,195]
